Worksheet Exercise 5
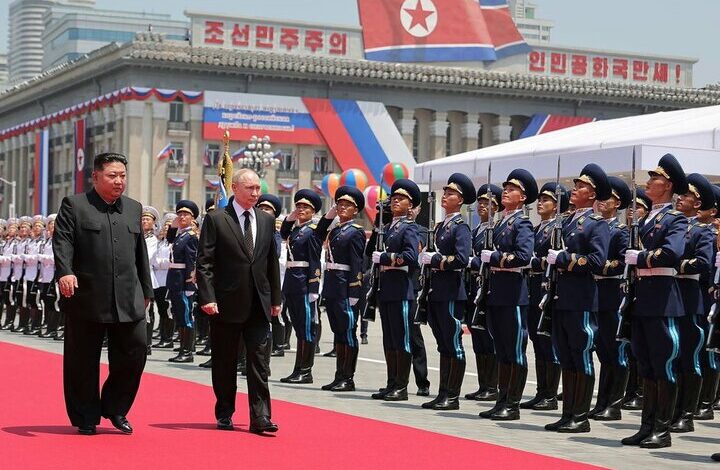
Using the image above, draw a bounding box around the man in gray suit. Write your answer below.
[196,168,282,434]
[54,153,154,435]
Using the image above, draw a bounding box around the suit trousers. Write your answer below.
[552,309,596,377]
[596,309,629,368]
[63,315,147,426]
[211,313,271,422]
[631,316,680,383]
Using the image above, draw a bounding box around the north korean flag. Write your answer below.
[478,0,531,59]
[357,0,529,63]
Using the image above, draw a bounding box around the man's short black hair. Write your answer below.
[93,152,128,171]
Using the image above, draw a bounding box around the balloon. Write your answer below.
[382,162,409,187]
[339,169,368,192]
[260,178,268,194]
[321,173,340,198]
[363,185,388,219]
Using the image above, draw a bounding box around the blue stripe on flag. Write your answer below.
[366,46,498,63]
[519,114,549,138]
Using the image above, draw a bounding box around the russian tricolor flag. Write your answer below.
[156,143,174,161]
[519,114,596,139]
[357,0,529,63]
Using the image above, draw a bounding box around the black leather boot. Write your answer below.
[534,361,560,410]
[588,364,609,418]
[670,373,701,433]
[281,340,314,384]
[622,379,657,445]
[558,372,594,433]
[429,358,465,411]
[520,359,546,409]
[545,369,576,431]
[492,364,528,420]
[0,305,16,330]
[640,379,677,448]
[423,356,451,408]
[478,353,499,401]
[168,328,187,362]
[594,365,629,421]
[27,309,42,335]
[385,351,412,401]
[12,307,28,332]
[372,349,397,399]
[169,328,194,363]
[695,369,719,420]
[322,343,345,390]
[622,361,643,410]
[332,345,358,392]
[481,360,511,418]
[465,354,489,400]
[154,318,175,348]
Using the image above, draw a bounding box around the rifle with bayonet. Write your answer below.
[616,148,639,343]
[362,176,385,322]
[470,163,494,330]
[414,172,435,325]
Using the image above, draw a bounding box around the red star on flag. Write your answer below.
[404,0,435,31]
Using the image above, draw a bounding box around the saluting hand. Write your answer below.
[58,274,78,298]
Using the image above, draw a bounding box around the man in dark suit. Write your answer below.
[196,168,282,434]
[53,152,154,436]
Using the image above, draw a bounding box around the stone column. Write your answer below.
[428,111,448,162]
[398,108,416,157]
[492,116,512,145]
[461,113,481,152]
[152,101,171,208]
[187,104,205,205]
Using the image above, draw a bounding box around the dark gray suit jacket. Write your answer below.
[53,188,154,323]
[196,197,281,322]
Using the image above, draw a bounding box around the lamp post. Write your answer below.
[0,177,17,219]
[240,135,280,179]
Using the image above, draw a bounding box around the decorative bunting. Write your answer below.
[167,176,186,187]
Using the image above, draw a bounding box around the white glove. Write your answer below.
[372,251,382,264]
[480,250,493,263]
[349,298,359,306]
[184,291,195,297]
[418,252,437,265]
[715,252,720,268]
[547,249,562,265]
[625,249,640,266]
[308,293,319,303]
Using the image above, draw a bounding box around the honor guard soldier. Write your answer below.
[622,188,652,410]
[668,173,715,433]
[419,173,475,411]
[24,215,46,335]
[280,189,323,384]
[698,185,720,420]
[621,154,688,449]
[315,186,366,392]
[142,206,160,355]
[0,219,6,327]
[38,214,60,338]
[545,163,611,433]
[13,217,32,333]
[257,194,286,357]
[167,200,200,363]
[1,219,19,330]
[589,177,631,421]
[466,184,503,402]
[153,214,176,350]
[478,169,536,421]
[368,179,421,401]
[523,182,569,411]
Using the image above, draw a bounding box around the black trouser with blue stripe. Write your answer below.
[428,301,465,360]
[487,305,528,366]
[169,290,194,328]
[631,316,680,382]
[676,314,705,377]
[596,309,629,369]
[553,309,596,376]
[325,298,359,348]
[286,294,316,343]
[697,314,718,372]
[528,301,559,364]
[379,300,413,353]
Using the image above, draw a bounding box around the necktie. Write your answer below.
[243,210,254,258]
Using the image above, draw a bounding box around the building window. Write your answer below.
[169,102,184,123]
[169,142,185,166]
[278,150,294,170]
[205,188,217,206]
[445,120,452,157]
[279,194,292,215]
[167,187,183,210]
[412,118,419,161]
[207,144,220,167]
[313,150,329,173]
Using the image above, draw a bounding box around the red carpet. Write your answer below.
[0,341,602,469]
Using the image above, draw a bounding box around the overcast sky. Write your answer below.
[1,0,716,87]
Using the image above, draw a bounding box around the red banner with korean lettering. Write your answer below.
[74,118,86,194]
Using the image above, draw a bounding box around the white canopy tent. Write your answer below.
[414,105,720,190]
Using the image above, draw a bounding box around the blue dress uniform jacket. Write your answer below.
[596,218,629,312]
[166,227,198,294]
[316,218,366,300]
[702,230,719,314]
[430,213,471,301]
[676,219,714,317]
[634,206,687,317]
[529,219,556,304]
[487,211,534,306]
[376,218,419,302]
[280,219,322,296]
[274,231,282,258]
[554,211,610,312]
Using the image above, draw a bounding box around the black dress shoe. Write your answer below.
[199,359,213,368]
[107,415,133,434]
[330,379,355,392]
[249,416,278,434]
[271,348,285,357]
[77,424,97,435]
[532,397,559,411]
[217,417,234,431]
[361,336,368,345]
[711,453,720,462]
[40,330,57,339]
[154,340,174,349]
[383,386,408,401]
[417,387,430,397]
[197,347,212,356]
[323,348,337,358]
